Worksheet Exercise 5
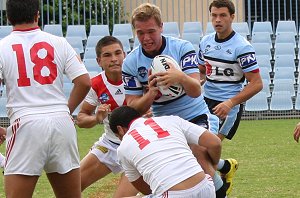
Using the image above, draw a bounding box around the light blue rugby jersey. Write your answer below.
[122,36,210,120]
[198,31,259,101]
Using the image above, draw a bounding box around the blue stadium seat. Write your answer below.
[251,32,273,48]
[274,32,296,48]
[205,22,215,35]
[261,79,271,97]
[0,97,7,117]
[245,92,269,111]
[275,20,297,36]
[270,91,293,111]
[183,21,203,37]
[112,23,134,40]
[66,25,87,41]
[114,35,131,54]
[65,36,84,54]
[43,24,63,37]
[274,43,296,58]
[252,43,272,60]
[273,67,295,82]
[163,22,180,38]
[83,58,102,73]
[272,79,295,97]
[295,93,300,110]
[232,22,250,35]
[273,55,295,71]
[181,32,201,46]
[0,26,13,39]
[84,47,97,59]
[252,21,273,36]
[256,55,272,72]
[260,67,271,83]
[86,36,104,49]
[89,24,110,37]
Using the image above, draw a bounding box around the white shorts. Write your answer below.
[5,112,80,176]
[90,135,122,173]
[143,174,215,198]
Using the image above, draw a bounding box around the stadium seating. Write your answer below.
[261,79,271,97]
[163,22,180,38]
[0,97,7,118]
[275,20,297,36]
[295,93,300,110]
[270,91,293,111]
[256,55,272,72]
[273,55,296,71]
[43,24,63,37]
[86,35,104,49]
[272,79,295,97]
[66,25,87,41]
[181,32,201,46]
[274,32,297,48]
[114,35,131,54]
[251,32,273,48]
[273,67,295,82]
[274,43,296,58]
[112,23,134,40]
[259,67,271,83]
[89,24,110,37]
[252,43,272,60]
[245,92,269,111]
[84,47,97,59]
[182,21,203,37]
[252,21,273,36]
[205,22,215,35]
[0,26,13,39]
[65,36,84,54]
[232,22,250,35]
[83,58,102,73]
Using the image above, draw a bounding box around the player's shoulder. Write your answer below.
[232,32,251,46]
[201,33,215,43]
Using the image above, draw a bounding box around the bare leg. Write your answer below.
[113,172,139,198]
[47,168,81,198]
[80,153,111,191]
[5,175,39,198]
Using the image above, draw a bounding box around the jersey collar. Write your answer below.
[215,31,235,43]
[142,36,166,59]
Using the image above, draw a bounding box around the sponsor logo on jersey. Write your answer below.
[204,45,211,53]
[138,66,148,78]
[96,146,108,153]
[239,53,257,68]
[214,45,221,50]
[205,61,213,76]
[226,49,232,54]
[181,53,198,68]
[115,89,123,95]
[123,76,138,88]
[99,93,109,103]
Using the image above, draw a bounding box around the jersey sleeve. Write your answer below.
[179,41,200,75]
[236,43,259,73]
[118,149,141,182]
[84,88,99,106]
[122,57,144,96]
[177,116,207,145]
[63,38,88,81]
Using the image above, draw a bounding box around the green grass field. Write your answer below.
[0,119,300,197]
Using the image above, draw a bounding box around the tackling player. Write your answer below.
[0,0,91,197]
[76,36,138,197]
[109,106,220,198]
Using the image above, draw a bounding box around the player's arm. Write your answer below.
[213,71,263,119]
[198,131,222,166]
[0,126,6,145]
[68,74,91,115]
[198,64,206,85]
[126,75,159,115]
[77,103,111,128]
[130,176,152,195]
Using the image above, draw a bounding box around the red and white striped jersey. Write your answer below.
[85,71,126,143]
[0,27,88,122]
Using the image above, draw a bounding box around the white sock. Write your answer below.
[0,153,5,168]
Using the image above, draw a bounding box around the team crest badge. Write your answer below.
[138,66,147,78]
[99,93,109,103]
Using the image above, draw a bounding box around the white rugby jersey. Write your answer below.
[198,31,259,101]
[117,116,206,195]
[0,27,88,121]
[85,71,126,143]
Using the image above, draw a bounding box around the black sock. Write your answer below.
[219,160,231,174]
[216,183,227,198]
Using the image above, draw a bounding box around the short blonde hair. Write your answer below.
[131,3,162,28]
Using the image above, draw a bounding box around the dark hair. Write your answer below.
[109,106,141,134]
[6,0,40,26]
[209,0,235,15]
[95,36,124,57]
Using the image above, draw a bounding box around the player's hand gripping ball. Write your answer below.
[151,55,184,101]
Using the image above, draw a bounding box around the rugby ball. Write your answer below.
[151,55,184,101]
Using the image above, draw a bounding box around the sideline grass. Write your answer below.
[0,119,300,197]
